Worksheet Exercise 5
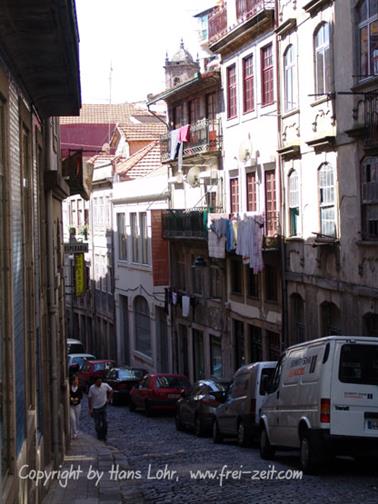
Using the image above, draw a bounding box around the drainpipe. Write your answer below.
[46,188,59,466]
[274,0,288,350]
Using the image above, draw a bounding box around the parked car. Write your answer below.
[129,374,192,415]
[175,378,230,436]
[67,353,96,375]
[259,336,378,474]
[213,361,276,447]
[104,367,147,405]
[78,359,115,392]
[67,338,85,354]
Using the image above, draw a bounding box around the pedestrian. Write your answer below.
[69,374,83,440]
[88,377,113,442]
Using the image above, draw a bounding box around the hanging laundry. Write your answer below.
[250,214,265,272]
[179,124,190,142]
[208,230,226,258]
[182,295,190,317]
[169,129,180,160]
[226,219,235,252]
[172,291,178,305]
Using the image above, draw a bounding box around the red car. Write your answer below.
[78,359,115,392]
[129,374,192,415]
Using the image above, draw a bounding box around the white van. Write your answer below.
[213,361,276,446]
[260,336,378,473]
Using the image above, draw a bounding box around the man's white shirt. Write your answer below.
[88,382,112,409]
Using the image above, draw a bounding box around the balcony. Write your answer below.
[208,3,227,42]
[162,209,209,240]
[160,118,222,163]
[209,0,274,49]
[364,94,378,151]
[264,211,280,250]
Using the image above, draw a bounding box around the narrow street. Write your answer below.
[80,399,378,504]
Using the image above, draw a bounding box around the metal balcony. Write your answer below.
[264,211,280,250]
[208,3,227,42]
[160,118,222,163]
[162,209,209,240]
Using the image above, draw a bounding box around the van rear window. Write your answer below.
[259,368,275,395]
[339,344,378,385]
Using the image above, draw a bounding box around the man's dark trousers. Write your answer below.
[93,404,107,440]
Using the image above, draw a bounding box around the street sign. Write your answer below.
[64,242,88,254]
[74,253,86,297]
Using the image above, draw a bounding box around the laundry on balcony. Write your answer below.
[182,295,191,317]
[179,124,191,142]
[208,213,265,271]
[169,125,191,160]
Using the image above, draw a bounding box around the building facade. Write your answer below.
[207,0,283,368]
[0,1,81,502]
[277,0,378,344]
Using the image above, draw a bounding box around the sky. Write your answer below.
[76,0,213,104]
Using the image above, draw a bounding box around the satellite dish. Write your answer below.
[186,166,201,187]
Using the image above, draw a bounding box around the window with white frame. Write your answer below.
[117,213,127,260]
[358,0,378,79]
[283,45,296,111]
[288,170,299,236]
[361,156,378,239]
[314,23,332,95]
[130,212,149,265]
[134,296,151,356]
[318,163,336,236]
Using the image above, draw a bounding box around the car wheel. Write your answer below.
[260,427,275,460]
[128,399,136,412]
[194,415,204,437]
[175,410,184,431]
[300,431,322,474]
[237,421,250,448]
[145,400,152,417]
[212,419,223,444]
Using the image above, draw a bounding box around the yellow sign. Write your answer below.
[74,253,86,297]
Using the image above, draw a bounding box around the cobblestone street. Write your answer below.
[80,399,378,504]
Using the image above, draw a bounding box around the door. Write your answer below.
[331,341,378,437]
[156,307,169,372]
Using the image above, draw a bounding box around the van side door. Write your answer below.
[265,356,285,445]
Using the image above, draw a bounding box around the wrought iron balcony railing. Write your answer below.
[209,0,274,43]
[162,209,209,239]
[264,210,280,249]
[160,118,222,163]
[208,3,227,42]
[364,94,378,148]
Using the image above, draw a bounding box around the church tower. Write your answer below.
[164,39,200,89]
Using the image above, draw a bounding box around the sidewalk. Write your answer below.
[42,432,144,504]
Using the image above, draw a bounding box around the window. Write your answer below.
[173,104,183,128]
[188,97,201,124]
[314,23,331,95]
[246,172,257,212]
[265,170,277,236]
[130,213,138,262]
[234,320,245,370]
[210,266,222,298]
[210,335,222,377]
[288,170,299,236]
[283,45,296,111]
[265,264,278,302]
[339,344,378,385]
[361,157,378,239]
[192,258,203,295]
[248,325,262,363]
[227,64,237,118]
[139,212,149,264]
[134,296,151,356]
[318,163,336,236]
[261,44,274,106]
[230,257,243,294]
[117,213,127,260]
[243,54,254,113]
[206,93,216,122]
[230,177,239,213]
[290,294,305,344]
[247,268,259,298]
[358,0,378,78]
[363,312,378,336]
[320,301,341,337]
[193,329,205,381]
[267,331,281,361]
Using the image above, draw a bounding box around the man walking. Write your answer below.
[88,377,113,441]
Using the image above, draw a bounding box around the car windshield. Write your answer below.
[118,369,140,380]
[93,363,106,371]
[156,376,190,389]
[339,344,378,385]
